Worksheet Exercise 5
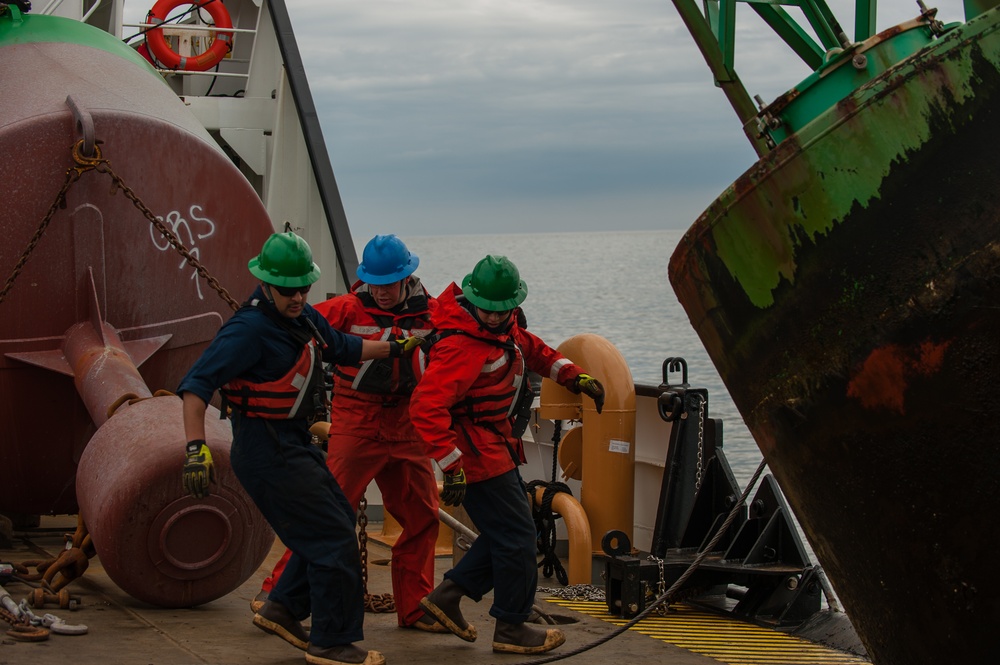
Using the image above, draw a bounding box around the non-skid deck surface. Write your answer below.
[546,599,870,665]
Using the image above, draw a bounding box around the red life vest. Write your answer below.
[431,330,532,436]
[429,331,530,466]
[221,338,322,419]
[326,286,433,400]
[220,298,329,420]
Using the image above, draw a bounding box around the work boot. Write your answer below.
[250,590,268,614]
[492,620,565,654]
[404,612,449,633]
[305,643,385,665]
[253,599,310,650]
[418,579,477,642]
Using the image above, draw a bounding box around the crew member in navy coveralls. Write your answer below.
[411,255,605,655]
[179,232,421,665]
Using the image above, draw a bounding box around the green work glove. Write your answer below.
[575,374,605,414]
[182,439,216,499]
[388,335,425,357]
[440,467,467,506]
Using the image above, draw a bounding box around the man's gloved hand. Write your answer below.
[575,374,605,414]
[182,439,216,499]
[440,467,467,506]
[388,335,425,357]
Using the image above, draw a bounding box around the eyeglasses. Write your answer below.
[272,283,312,297]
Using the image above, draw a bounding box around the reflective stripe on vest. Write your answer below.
[453,343,525,425]
[333,295,431,397]
[221,339,319,419]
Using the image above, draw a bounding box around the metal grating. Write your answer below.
[545,599,870,665]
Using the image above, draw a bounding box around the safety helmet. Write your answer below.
[356,234,419,285]
[461,255,528,311]
[248,232,321,287]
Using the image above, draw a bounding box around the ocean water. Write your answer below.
[395,229,765,488]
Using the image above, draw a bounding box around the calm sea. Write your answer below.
[394,229,765,488]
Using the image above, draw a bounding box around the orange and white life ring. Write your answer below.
[145,0,233,71]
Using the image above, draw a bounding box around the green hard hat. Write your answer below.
[461,255,528,311]
[248,232,321,287]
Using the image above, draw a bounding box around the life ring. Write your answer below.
[145,0,233,71]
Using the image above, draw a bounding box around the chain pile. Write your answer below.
[536,584,605,602]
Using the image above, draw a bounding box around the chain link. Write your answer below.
[694,394,706,495]
[1,139,239,311]
[1,591,50,641]
[0,604,26,628]
[644,555,669,616]
[0,163,79,306]
[356,498,394,613]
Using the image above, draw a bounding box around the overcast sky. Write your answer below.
[125,1,963,239]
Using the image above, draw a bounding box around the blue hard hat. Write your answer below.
[356,234,419,285]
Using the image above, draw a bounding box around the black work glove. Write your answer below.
[388,336,425,357]
[440,467,467,506]
[575,373,605,414]
[182,439,216,499]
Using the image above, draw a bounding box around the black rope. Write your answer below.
[549,420,562,483]
[526,479,571,586]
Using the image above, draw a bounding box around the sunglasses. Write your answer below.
[478,307,512,319]
[272,283,312,297]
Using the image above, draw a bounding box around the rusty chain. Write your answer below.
[356,497,394,613]
[0,604,50,641]
[16,516,96,592]
[0,139,240,311]
[0,152,79,307]
[1,588,50,641]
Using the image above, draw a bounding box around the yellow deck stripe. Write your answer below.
[545,599,870,665]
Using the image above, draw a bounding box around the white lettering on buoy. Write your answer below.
[149,204,217,300]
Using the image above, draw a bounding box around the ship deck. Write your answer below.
[0,516,870,665]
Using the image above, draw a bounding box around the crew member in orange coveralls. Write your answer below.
[256,235,444,632]
[411,255,605,655]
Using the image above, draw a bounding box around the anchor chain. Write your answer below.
[17,516,97,592]
[356,498,394,613]
[1,139,239,311]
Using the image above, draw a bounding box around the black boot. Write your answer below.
[252,599,310,650]
[419,579,477,642]
[492,620,565,654]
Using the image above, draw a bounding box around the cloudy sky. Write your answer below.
[125,0,962,239]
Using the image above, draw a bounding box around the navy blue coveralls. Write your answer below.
[178,285,364,648]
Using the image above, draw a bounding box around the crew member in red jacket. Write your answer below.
[411,255,605,655]
[256,235,444,632]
